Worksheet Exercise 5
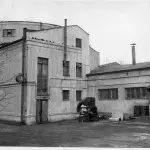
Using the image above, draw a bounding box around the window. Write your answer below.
[3,29,16,37]
[125,87,147,100]
[76,38,82,48]
[76,90,82,101]
[63,61,70,76]
[98,89,118,100]
[37,57,48,96]
[76,63,82,77]
[63,90,69,101]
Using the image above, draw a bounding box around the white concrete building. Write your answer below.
[0,21,100,124]
[0,21,60,45]
[1,20,149,124]
[87,48,150,120]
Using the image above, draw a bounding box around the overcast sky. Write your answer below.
[0,0,150,65]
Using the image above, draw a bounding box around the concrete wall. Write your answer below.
[0,21,59,44]
[0,24,99,124]
[87,70,150,119]
[0,42,22,122]
[26,38,88,123]
[89,46,100,70]
[25,26,99,123]
[27,25,91,75]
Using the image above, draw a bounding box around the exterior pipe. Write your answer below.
[64,19,67,62]
[131,43,136,65]
[21,28,27,124]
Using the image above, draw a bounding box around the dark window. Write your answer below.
[112,89,118,99]
[141,87,147,98]
[76,63,82,77]
[37,57,48,96]
[76,90,82,101]
[3,29,16,37]
[63,61,70,76]
[76,38,82,48]
[63,90,69,101]
[98,89,118,100]
[125,87,148,99]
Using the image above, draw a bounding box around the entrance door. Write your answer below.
[134,106,149,117]
[36,99,48,123]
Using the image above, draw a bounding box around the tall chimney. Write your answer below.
[131,43,136,65]
[64,19,67,62]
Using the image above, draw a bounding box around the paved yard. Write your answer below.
[0,119,150,147]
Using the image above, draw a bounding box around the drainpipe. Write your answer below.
[21,28,27,124]
[64,19,67,62]
[131,43,136,65]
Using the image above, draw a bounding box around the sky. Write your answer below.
[0,0,150,65]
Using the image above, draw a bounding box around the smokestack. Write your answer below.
[130,43,136,65]
[64,19,67,62]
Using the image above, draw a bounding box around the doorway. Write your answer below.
[36,99,48,123]
[134,106,149,117]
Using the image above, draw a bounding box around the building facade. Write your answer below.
[0,21,60,45]
[1,21,149,124]
[0,21,100,124]
[87,62,150,120]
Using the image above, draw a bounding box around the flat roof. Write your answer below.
[0,21,61,27]
[87,62,150,76]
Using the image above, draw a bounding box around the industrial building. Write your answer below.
[0,20,150,125]
[0,20,99,124]
[87,44,150,120]
[0,21,60,45]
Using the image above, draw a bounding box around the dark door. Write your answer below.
[134,106,140,117]
[145,106,149,116]
[41,100,48,122]
[36,99,48,123]
[140,106,149,116]
[134,106,149,117]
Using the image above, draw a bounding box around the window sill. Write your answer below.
[76,46,82,49]
[63,75,70,77]
[3,36,16,37]
[36,95,50,100]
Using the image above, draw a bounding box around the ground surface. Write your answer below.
[0,117,150,147]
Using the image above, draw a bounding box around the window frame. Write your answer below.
[3,29,16,37]
[76,62,82,78]
[37,57,49,96]
[98,88,118,100]
[76,38,82,48]
[76,90,82,101]
[62,90,70,101]
[125,87,148,100]
[63,61,70,77]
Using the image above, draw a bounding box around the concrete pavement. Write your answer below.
[0,119,150,147]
